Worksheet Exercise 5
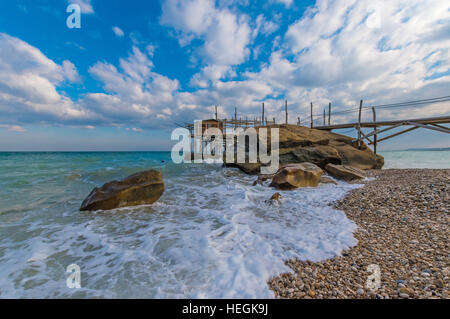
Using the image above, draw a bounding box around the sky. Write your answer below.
[0,0,449,151]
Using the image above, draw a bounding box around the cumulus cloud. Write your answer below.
[112,26,125,37]
[247,0,450,122]
[0,33,87,123]
[161,0,251,85]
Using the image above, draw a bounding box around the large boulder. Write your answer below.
[324,164,365,181]
[80,170,164,211]
[270,162,323,190]
[225,162,261,175]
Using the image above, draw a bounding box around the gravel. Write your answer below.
[268,169,449,299]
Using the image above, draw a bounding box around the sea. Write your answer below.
[0,150,447,298]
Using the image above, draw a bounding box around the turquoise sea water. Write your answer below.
[0,150,446,298]
[380,150,450,169]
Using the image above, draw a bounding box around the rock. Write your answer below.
[225,124,384,176]
[270,163,323,190]
[356,288,364,295]
[80,170,164,211]
[266,192,283,204]
[226,162,261,175]
[319,175,338,185]
[399,293,409,298]
[252,174,274,186]
[291,145,342,168]
[324,164,365,181]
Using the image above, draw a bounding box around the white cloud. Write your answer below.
[247,0,450,122]
[68,0,94,14]
[112,26,125,37]
[161,0,251,84]
[0,33,87,122]
[272,0,293,8]
[0,124,26,132]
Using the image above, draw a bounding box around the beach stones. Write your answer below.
[324,164,365,181]
[270,163,323,190]
[80,170,164,211]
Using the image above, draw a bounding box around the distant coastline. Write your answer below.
[404,147,450,152]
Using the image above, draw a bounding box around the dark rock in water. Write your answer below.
[266,192,282,204]
[324,164,365,181]
[270,162,324,190]
[225,162,261,175]
[80,170,164,211]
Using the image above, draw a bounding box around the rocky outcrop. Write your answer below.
[80,170,164,211]
[324,164,365,181]
[225,124,383,175]
[270,163,324,190]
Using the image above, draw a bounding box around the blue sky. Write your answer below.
[0,0,449,151]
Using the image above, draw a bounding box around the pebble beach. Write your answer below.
[269,169,449,299]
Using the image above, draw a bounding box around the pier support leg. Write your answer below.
[372,107,377,154]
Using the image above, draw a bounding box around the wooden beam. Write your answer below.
[353,122,406,141]
[310,102,313,128]
[372,107,377,154]
[215,105,218,120]
[262,103,265,126]
[370,126,419,144]
[430,123,450,130]
[328,103,331,126]
[323,109,326,126]
[359,130,373,144]
[285,100,288,125]
[407,121,450,134]
[358,100,363,149]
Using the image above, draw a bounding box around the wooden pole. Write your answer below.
[372,107,377,154]
[273,117,276,124]
[358,100,363,149]
[235,107,237,129]
[262,103,265,126]
[215,105,218,120]
[297,117,300,126]
[323,109,326,126]
[310,102,313,128]
[285,100,288,125]
[328,103,331,126]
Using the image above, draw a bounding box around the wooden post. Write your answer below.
[358,100,363,149]
[372,107,377,155]
[297,117,300,126]
[310,102,313,128]
[323,109,326,126]
[273,117,276,124]
[328,103,331,126]
[235,107,237,129]
[285,100,288,125]
[262,103,265,126]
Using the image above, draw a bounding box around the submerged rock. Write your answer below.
[80,170,164,211]
[266,192,283,204]
[319,175,338,185]
[324,164,365,181]
[270,162,324,190]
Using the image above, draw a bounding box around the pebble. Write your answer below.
[269,169,450,299]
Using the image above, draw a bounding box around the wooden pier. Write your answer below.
[180,97,450,155]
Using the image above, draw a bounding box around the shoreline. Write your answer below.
[269,168,449,299]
